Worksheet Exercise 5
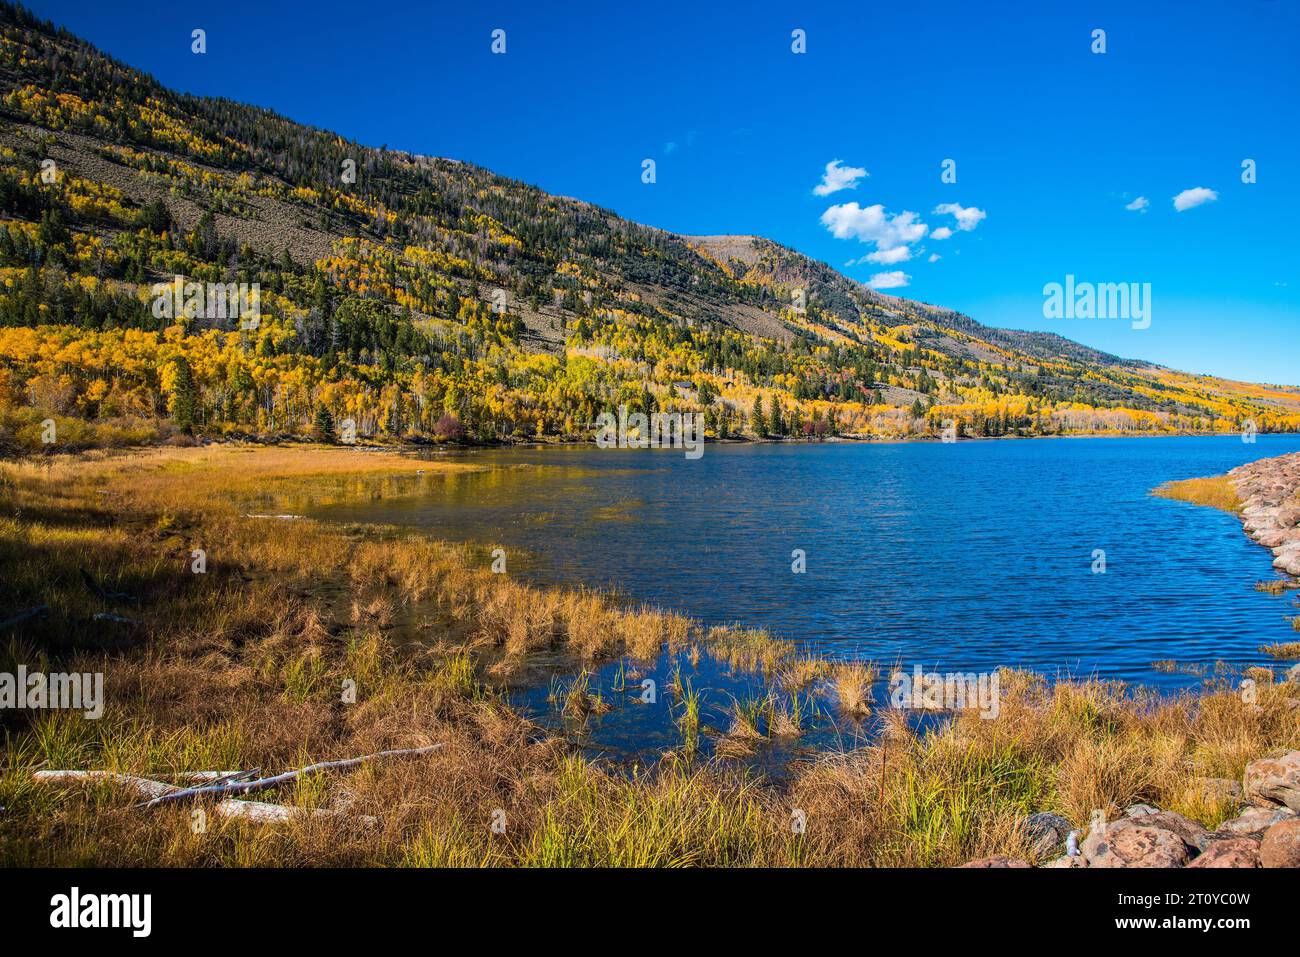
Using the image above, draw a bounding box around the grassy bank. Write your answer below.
[1,445,1298,867]
[1153,474,1243,513]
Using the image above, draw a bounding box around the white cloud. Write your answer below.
[930,226,953,241]
[820,203,927,252]
[1173,187,1218,211]
[813,159,868,197]
[928,253,941,263]
[865,245,912,265]
[933,202,986,231]
[867,270,910,290]
[1125,196,1149,212]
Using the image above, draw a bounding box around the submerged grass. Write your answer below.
[1,444,1298,867]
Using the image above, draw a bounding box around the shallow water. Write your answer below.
[293,435,1300,762]
[302,436,1300,678]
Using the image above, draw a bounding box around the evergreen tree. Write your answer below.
[169,356,199,434]
[749,395,766,436]
[770,399,786,436]
[312,404,336,443]
[137,199,172,235]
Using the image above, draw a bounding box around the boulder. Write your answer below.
[1273,551,1300,576]
[1125,803,1159,817]
[1214,805,1296,837]
[1122,810,1211,852]
[1187,837,1260,868]
[1259,819,1300,868]
[1086,818,1194,868]
[1020,811,1073,858]
[1243,751,1300,812]
[1255,528,1293,549]
[1275,506,1300,528]
[959,855,1031,868]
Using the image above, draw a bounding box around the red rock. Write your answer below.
[1188,838,1260,868]
[1088,819,1192,868]
[1135,811,1210,851]
[1259,819,1300,868]
[1243,751,1300,812]
[1214,805,1295,837]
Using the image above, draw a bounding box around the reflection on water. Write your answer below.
[293,435,1300,762]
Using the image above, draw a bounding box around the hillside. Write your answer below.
[1,1,1298,451]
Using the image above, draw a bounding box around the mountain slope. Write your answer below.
[1,1,1297,451]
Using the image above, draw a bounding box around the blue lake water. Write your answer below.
[305,434,1300,691]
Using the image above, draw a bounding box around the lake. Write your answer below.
[292,434,1300,763]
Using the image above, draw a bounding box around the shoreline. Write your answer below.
[11,426,1300,463]
[1157,450,1300,582]
[1,445,1298,868]
[1228,452,1300,578]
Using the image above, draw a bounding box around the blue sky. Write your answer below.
[25,0,1300,383]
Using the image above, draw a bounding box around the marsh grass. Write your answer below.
[1153,474,1243,513]
[1,445,1298,867]
[830,661,877,717]
[1256,579,1297,596]
[1261,641,1300,660]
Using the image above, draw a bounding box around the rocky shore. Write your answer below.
[1231,450,1300,577]
[964,751,1300,868]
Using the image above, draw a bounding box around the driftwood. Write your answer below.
[0,604,49,630]
[31,770,378,826]
[165,770,260,783]
[34,770,173,800]
[92,612,139,625]
[136,745,443,809]
[216,799,335,824]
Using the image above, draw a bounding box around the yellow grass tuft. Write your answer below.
[1153,474,1242,513]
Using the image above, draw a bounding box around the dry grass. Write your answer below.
[1153,474,1243,513]
[1256,579,1297,596]
[829,662,877,717]
[2,445,1298,867]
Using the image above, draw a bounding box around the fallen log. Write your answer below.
[214,798,377,827]
[165,770,259,783]
[92,612,139,625]
[31,770,377,826]
[136,745,444,809]
[34,770,173,800]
